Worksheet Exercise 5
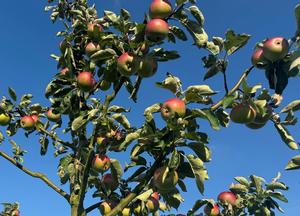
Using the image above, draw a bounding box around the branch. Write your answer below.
[210,66,254,111]
[0,150,70,202]
[85,202,101,214]
[106,154,166,216]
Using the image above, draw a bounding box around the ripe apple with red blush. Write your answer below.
[262,37,289,62]
[161,98,186,120]
[93,154,111,172]
[20,116,35,131]
[145,19,169,42]
[149,0,172,19]
[117,52,138,76]
[204,204,220,216]
[77,72,95,92]
[85,42,100,56]
[217,191,237,205]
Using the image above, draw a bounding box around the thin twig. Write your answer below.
[0,150,70,202]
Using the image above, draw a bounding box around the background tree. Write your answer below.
[1,0,300,215]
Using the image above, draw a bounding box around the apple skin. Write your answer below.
[251,48,269,68]
[151,192,159,200]
[121,207,131,216]
[230,103,256,124]
[60,68,69,75]
[102,173,119,191]
[137,55,158,78]
[99,201,116,215]
[246,105,272,129]
[11,210,20,216]
[262,37,289,62]
[85,42,100,56]
[46,109,61,122]
[77,71,95,92]
[87,23,102,39]
[31,115,39,123]
[145,19,169,42]
[204,204,220,216]
[217,191,237,205]
[117,52,138,76]
[93,154,111,172]
[146,197,159,213]
[153,166,178,193]
[0,113,11,126]
[149,0,172,19]
[161,98,186,120]
[20,116,35,131]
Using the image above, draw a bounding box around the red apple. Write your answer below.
[77,71,95,92]
[93,154,111,172]
[149,0,172,19]
[117,52,137,76]
[251,48,269,68]
[204,204,219,216]
[46,109,61,122]
[145,19,169,42]
[151,192,160,200]
[102,173,119,191]
[85,42,100,56]
[0,113,11,126]
[137,55,158,78]
[262,37,289,62]
[153,166,178,193]
[31,114,39,123]
[60,67,69,75]
[161,98,186,120]
[230,103,256,124]
[20,116,35,131]
[218,191,237,205]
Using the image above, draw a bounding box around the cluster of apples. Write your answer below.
[251,37,289,67]
[230,102,272,129]
[0,108,61,131]
[204,191,237,216]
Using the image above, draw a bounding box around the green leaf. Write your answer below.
[281,100,300,113]
[205,41,221,55]
[161,189,184,209]
[178,179,187,192]
[90,48,117,61]
[168,149,181,169]
[135,189,153,202]
[104,10,118,23]
[152,48,180,61]
[8,87,17,101]
[111,113,131,129]
[222,95,235,109]
[204,64,221,80]
[274,123,299,150]
[234,176,250,187]
[268,191,288,203]
[144,103,161,122]
[187,199,208,215]
[108,105,130,113]
[187,142,211,162]
[71,115,88,131]
[188,6,205,26]
[250,175,265,194]
[156,74,182,94]
[224,29,250,55]
[39,136,49,156]
[180,19,208,48]
[117,130,141,151]
[285,155,300,170]
[266,182,288,191]
[184,154,208,194]
[110,159,123,179]
[170,26,187,41]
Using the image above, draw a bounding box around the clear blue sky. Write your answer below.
[1,0,300,215]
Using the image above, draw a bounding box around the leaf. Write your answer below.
[205,41,221,55]
[224,29,250,55]
[152,48,180,61]
[281,100,300,113]
[156,74,182,95]
[266,182,288,191]
[117,130,141,151]
[39,136,49,156]
[201,109,220,130]
[187,200,208,215]
[222,95,235,109]
[188,6,205,26]
[178,179,187,192]
[184,154,208,194]
[71,115,88,131]
[104,10,118,23]
[250,175,265,194]
[135,189,153,202]
[187,142,211,162]
[181,19,208,48]
[161,189,184,209]
[90,48,117,61]
[110,159,123,179]
[144,103,161,122]
[8,87,17,101]
[168,149,181,169]
[111,113,131,129]
[170,26,187,41]
[184,85,216,103]
[241,79,262,94]
[204,64,221,80]
[108,105,130,113]
[274,123,298,150]
[268,191,288,203]
[285,155,300,170]
[234,176,250,187]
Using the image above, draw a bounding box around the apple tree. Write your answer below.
[1,0,300,215]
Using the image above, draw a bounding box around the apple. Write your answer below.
[153,166,178,193]
[97,136,106,145]
[102,173,119,191]
[217,191,237,205]
[230,103,256,124]
[85,42,100,56]
[60,68,69,76]
[11,210,20,216]
[0,113,11,126]
[262,37,289,62]
[161,98,186,120]
[46,109,61,122]
[246,105,272,129]
[87,23,102,39]
[93,154,111,172]
[99,201,116,215]
[149,0,172,19]
[20,116,35,131]
[99,79,111,91]
[31,114,39,123]
[77,71,95,92]
[117,52,137,76]
[137,55,158,78]
[146,197,159,213]
[145,19,169,42]
[151,192,159,200]
[121,207,131,216]
[204,204,220,216]
[251,48,269,68]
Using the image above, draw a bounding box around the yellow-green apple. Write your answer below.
[262,37,289,62]
[121,207,131,216]
[117,52,137,76]
[20,116,35,130]
[217,191,237,205]
[99,201,116,215]
[77,71,95,92]
[85,42,100,56]
[230,103,256,124]
[149,0,172,19]
[153,166,178,193]
[0,113,11,126]
[145,19,169,42]
[204,204,220,216]
[93,154,111,172]
[46,109,61,122]
[161,98,186,120]
[102,173,119,191]
[137,55,158,78]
